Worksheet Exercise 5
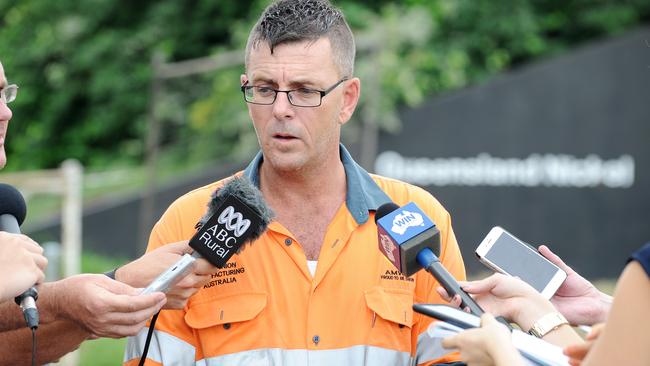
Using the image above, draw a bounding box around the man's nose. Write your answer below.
[0,101,12,122]
[272,91,295,120]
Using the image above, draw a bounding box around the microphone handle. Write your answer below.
[1,214,40,329]
[0,214,20,233]
[425,261,513,330]
[425,261,484,316]
[15,288,39,329]
[140,253,197,295]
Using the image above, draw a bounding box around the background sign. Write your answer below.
[376,28,650,279]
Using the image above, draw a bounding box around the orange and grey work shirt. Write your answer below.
[124,145,466,366]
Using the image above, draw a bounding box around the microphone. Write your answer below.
[0,183,39,329]
[141,176,274,294]
[375,202,484,316]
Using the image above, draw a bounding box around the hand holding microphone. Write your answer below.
[0,232,47,302]
[0,183,43,329]
[116,241,218,309]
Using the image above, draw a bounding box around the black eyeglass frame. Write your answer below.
[240,78,349,107]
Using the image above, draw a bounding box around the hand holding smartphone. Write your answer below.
[475,226,566,299]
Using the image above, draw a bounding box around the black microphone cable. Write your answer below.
[138,312,160,366]
[15,289,39,366]
[31,327,37,366]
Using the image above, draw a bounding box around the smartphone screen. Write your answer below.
[483,233,560,293]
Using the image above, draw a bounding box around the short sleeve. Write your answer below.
[628,242,650,278]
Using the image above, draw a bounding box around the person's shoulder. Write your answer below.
[370,173,447,213]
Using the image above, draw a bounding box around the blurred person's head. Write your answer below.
[241,0,360,174]
[0,61,14,169]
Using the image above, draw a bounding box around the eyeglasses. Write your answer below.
[241,78,349,107]
[0,84,18,105]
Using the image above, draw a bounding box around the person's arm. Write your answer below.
[42,274,166,338]
[0,274,166,336]
[0,320,88,365]
[0,232,48,303]
[0,241,212,332]
[0,275,166,365]
[539,245,612,325]
[578,261,650,366]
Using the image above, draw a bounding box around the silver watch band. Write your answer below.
[528,312,569,338]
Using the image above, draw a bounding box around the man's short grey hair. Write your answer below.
[245,0,355,77]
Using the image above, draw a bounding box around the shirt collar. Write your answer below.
[243,144,391,224]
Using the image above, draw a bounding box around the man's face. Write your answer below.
[0,62,13,169]
[242,38,359,173]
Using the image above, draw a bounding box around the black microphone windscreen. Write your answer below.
[0,183,27,225]
[375,202,399,223]
[190,176,274,267]
[199,176,274,240]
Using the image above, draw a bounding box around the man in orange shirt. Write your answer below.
[125,0,466,365]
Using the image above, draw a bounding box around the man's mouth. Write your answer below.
[273,133,297,140]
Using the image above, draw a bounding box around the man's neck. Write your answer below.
[259,156,347,207]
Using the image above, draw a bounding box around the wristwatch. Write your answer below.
[528,312,569,338]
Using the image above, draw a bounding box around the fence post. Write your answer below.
[61,159,83,277]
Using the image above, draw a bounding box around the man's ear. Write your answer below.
[338,77,360,126]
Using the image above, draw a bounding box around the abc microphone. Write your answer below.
[375,202,485,316]
[0,183,39,329]
[141,176,273,294]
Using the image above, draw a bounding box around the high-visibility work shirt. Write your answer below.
[125,145,466,366]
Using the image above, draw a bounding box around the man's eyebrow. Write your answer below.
[249,76,319,88]
[287,79,319,88]
[249,75,276,85]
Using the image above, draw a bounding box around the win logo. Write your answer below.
[391,210,424,235]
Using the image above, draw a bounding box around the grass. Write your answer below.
[79,337,127,366]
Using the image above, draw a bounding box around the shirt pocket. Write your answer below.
[185,291,268,359]
[364,286,414,352]
[185,292,267,329]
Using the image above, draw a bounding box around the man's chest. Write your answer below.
[275,206,342,260]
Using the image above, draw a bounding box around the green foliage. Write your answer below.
[0,0,648,170]
[79,336,126,366]
[0,1,256,170]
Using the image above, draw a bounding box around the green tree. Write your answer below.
[0,0,648,171]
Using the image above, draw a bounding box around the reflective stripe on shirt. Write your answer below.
[416,329,450,364]
[124,327,196,365]
[125,330,415,366]
[199,345,412,366]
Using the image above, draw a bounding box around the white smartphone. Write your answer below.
[475,226,567,299]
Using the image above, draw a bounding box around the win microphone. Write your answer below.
[0,183,39,329]
[375,202,485,316]
[141,176,273,294]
